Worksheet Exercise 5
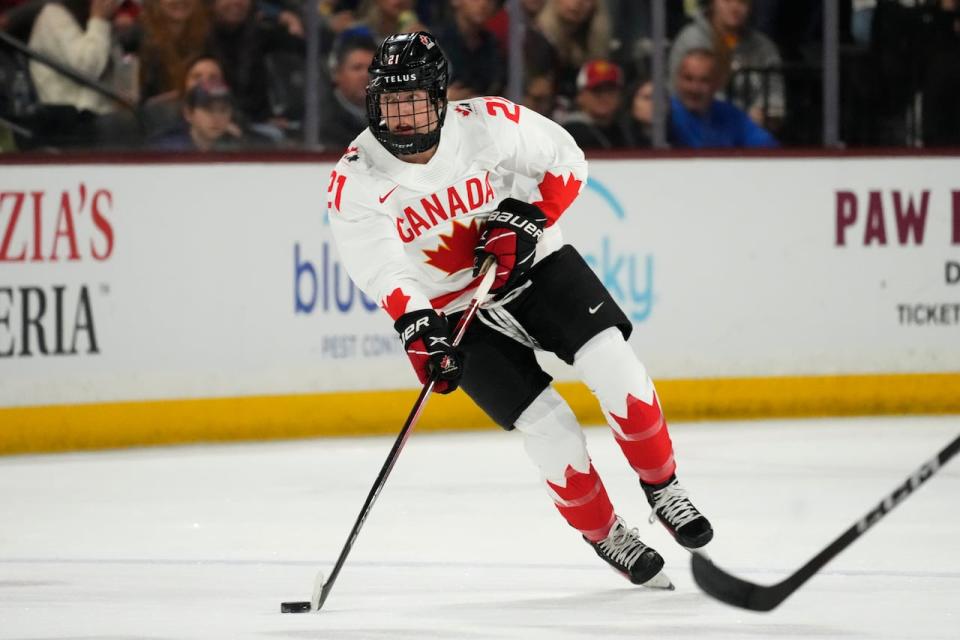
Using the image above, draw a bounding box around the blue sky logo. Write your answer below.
[580,177,655,323]
[294,242,378,314]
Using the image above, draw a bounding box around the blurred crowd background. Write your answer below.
[0,0,958,153]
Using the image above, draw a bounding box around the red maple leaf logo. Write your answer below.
[533,172,583,225]
[380,287,411,320]
[423,219,480,275]
[609,393,664,440]
[608,392,675,482]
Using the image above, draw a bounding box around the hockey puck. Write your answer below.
[281,601,311,613]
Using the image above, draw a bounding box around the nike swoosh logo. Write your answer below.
[378,185,399,203]
[588,302,604,314]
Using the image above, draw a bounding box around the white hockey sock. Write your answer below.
[514,386,616,541]
[514,386,589,484]
[573,328,677,485]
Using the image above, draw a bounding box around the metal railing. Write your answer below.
[0,29,141,149]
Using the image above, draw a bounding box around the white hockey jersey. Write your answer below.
[327,96,588,322]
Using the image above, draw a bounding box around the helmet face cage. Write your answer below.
[366,32,449,157]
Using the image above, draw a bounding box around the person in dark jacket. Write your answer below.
[435,0,504,100]
[149,79,269,151]
[560,59,637,149]
[206,0,301,128]
[318,32,376,151]
[151,80,242,150]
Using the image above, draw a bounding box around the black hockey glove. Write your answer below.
[394,309,464,394]
[473,198,547,295]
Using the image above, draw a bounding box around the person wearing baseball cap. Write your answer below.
[151,80,243,151]
[560,59,637,149]
[184,80,237,150]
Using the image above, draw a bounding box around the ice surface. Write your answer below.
[1,416,958,639]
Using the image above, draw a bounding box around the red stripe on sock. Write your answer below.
[609,393,677,485]
[546,463,615,541]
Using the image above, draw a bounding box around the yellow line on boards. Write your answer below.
[1,373,958,455]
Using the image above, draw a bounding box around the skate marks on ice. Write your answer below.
[264,565,855,640]
[0,554,857,640]
[261,588,852,640]
[262,583,851,640]
[0,417,957,640]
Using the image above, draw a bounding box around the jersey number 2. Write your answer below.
[483,97,520,124]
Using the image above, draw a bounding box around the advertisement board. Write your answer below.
[1,157,957,450]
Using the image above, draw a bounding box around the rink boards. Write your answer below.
[1,154,958,452]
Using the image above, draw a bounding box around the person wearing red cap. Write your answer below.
[559,59,639,149]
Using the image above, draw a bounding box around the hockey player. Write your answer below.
[328,31,713,588]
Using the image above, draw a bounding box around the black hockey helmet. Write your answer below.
[366,31,449,157]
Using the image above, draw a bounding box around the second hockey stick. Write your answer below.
[303,257,498,613]
[691,432,960,612]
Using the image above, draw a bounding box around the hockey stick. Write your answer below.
[305,257,498,613]
[691,432,960,612]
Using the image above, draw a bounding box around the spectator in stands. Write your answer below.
[142,53,231,137]
[356,0,424,43]
[207,0,302,135]
[626,79,653,147]
[669,0,785,129]
[147,55,276,148]
[27,0,121,114]
[256,0,304,37]
[4,0,140,41]
[150,79,245,150]
[604,0,689,83]
[560,59,635,149]
[318,32,376,150]
[486,0,545,43]
[750,0,830,63]
[0,0,26,23]
[1,0,43,40]
[319,0,360,36]
[436,0,504,100]
[139,0,210,101]
[523,72,556,118]
[536,0,612,100]
[920,0,960,146]
[669,48,777,148]
[484,0,558,79]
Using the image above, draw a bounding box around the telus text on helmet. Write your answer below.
[374,74,418,85]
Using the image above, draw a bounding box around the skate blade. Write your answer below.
[641,570,675,590]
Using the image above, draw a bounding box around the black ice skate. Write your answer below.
[585,516,673,589]
[643,475,713,549]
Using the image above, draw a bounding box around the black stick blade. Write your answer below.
[691,553,784,612]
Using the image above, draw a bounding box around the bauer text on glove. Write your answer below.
[473,198,547,294]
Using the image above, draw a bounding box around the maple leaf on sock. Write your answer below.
[609,393,665,441]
